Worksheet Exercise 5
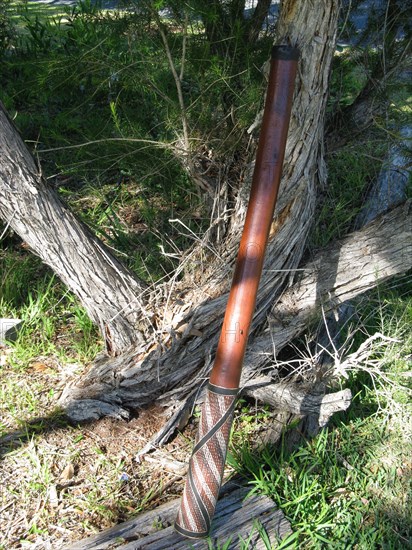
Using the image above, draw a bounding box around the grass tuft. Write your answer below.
[228,276,412,548]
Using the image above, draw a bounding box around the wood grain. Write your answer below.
[66,484,291,549]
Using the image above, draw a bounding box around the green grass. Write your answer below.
[310,144,384,248]
[230,415,411,548]
[328,50,368,111]
[0,250,102,365]
[1,0,218,280]
[227,277,412,549]
[10,0,67,22]
[0,425,141,544]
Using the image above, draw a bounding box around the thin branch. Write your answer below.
[37,137,179,154]
[180,13,188,82]
[157,19,190,154]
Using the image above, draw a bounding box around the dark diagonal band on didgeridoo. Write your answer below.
[174,45,300,539]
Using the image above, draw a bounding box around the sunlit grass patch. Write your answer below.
[230,413,411,548]
[9,0,67,20]
[0,425,145,546]
[227,274,412,548]
[0,250,102,365]
[0,368,59,435]
[0,390,183,547]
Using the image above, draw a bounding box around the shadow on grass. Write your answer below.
[0,409,75,459]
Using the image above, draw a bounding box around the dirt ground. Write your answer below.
[0,355,199,548]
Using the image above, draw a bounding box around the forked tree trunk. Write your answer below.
[56,0,342,419]
[2,0,338,413]
[3,1,409,432]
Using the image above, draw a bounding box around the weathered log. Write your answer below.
[315,123,412,372]
[261,199,412,358]
[243,378,352,427]
[65,484,292,550]
[59,200,412,423]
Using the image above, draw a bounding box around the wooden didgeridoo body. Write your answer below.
[175,45,299,539]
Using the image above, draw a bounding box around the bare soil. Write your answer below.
[0,350,196,549]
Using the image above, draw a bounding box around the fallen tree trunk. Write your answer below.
[66,484,292,550]
[256,198,412,367]
[59,200,412,423]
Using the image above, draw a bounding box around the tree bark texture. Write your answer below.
[50,0,342,420]
[2,0,390,432]
[241,200,412,381]
[243,379,352,428]
[0,104,148,355]
[59,200,412,422]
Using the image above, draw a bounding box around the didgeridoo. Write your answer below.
[175,45,299,539]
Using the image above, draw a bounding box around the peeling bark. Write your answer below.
[0,0,329,419]
[0,1,408,456]
[59,200,412,422]
[242,200,412,380]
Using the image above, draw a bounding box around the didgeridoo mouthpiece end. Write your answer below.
[271,45,300,61]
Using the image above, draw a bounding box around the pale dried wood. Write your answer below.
[65,485,291,550]
[59,200,412,423]
[243,378,352,427]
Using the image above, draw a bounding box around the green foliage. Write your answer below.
[1,1,273,281]
[0,251,47,307]
[0,0,15,54]
[0,250,102,363]
[1,4,411,546]
[328,51,368,111]
[231,416,411,548]
[310,145,382,248]
[343,276,412,415]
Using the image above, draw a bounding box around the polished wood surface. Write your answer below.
[210,46,299,389]
[175,47,300,540]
